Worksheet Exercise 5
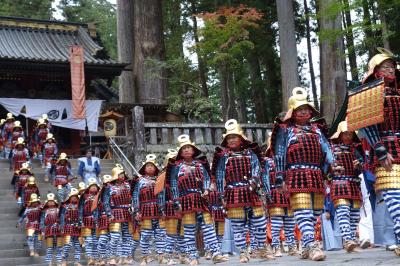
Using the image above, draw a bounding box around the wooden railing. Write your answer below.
[144,122,272,149]
[128,106,273,168]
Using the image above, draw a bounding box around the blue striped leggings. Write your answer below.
[183,212,221,260]
[84,229,98,260]
[140,220,166,255]
[294,209,321,248]
[97,233,109,260]
[336,205,360,241]
[109,222,132,258]
[230,207,267,252]
[382,189,400,244]
[45,237,62,263]
[63,236,81,262]
[270,216,296,248]
[27,231,42,252]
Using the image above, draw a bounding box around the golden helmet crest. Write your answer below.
[222,119,247,140]
[42,113,48,120]
[45,193,57,205]
[103,174,112,184]
[331,121,350,139]
[15,137,25,146]
[221,119,250,147]
[143,154,157,166]
[163,149,178,167]
[66,187,79,201]
[283,87,318,121]
[78,182,86,192]
[177,134,196,149]
[87,177,99,188]
[111,164,125,180]
[46,133,55,141]
[27,176,36,185]
[13,121,22,129]
[363,47,396,83]
[57,152,68,163]
[20,162,31,172]
[6,113,14,121]
[37,118,46,127]
[29,193,40,204]
[0,119,5,126]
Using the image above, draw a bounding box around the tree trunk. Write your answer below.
[377,0,391,50]
[190,0,209,97]
[362,0,376,57]
[219,64,237,121]
[133,0,167,105]
[117,0,135,103]
[304,0,319,110]
[248,52,266,123]
[342,0,359,81]
[319,0,347,125]
[276,0,300,111]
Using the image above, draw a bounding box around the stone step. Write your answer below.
[0,233,28,243]
[0,248,45,258]
[0,226,25,234]
[0,255,45,266]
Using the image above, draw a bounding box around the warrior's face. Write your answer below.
[69,196,79,204]
[30,202,40,208]
[117,173,125,182]
[47,201,56,208]
[340,131,354,145]
[376,59,396,80]
[226,135,242,150]
[16,144,24,151]
[144,163,156,176]
[89,185,98,194]
[59,160,67,166]
[180,145,194,161]
[294,105,312,125]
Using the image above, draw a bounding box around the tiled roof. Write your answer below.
[0,16,124,67]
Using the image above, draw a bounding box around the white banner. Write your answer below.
[0,98,103,132]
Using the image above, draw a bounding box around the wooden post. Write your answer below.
[132,106,146,168]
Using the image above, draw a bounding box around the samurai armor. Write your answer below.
[225,154,251,184]
[375,165,400,190]
[54,177,68,186]
[23,185,39,206]
[82,194,96,228]
[165,201,178,218]
[224,186,262,208]
[46,236,63,247]
[375,136,400,165]
[267,158,291,208]
[227,207,245,219]
[44,208,60,237]
[26,207,41,231]
[96,203,109,230]
[216,221,225,236]
[378,95,400,133]
[109,222,121,232]
[165,218,179,235]
[180,192,208,213]
[63,203,80,236]
[333,199,361,209]
[290,192,324,210]
[13,150,27,171]
[286,168,324,193]
[330,144,362,201]
[81,227,92,237]
[109,182,132,222]
[286,131,323,166]
[347,79,385,131]
[330,179,361,201]
[177,163,208,213]
[110,207,130,222]
[269,207,286,217]
[208,191,225,222]
[55,165,69,177]
[139,179,159,219]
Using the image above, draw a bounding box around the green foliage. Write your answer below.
[58,0,117,59]
[195,5,262,68]
[0,0,53,19]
